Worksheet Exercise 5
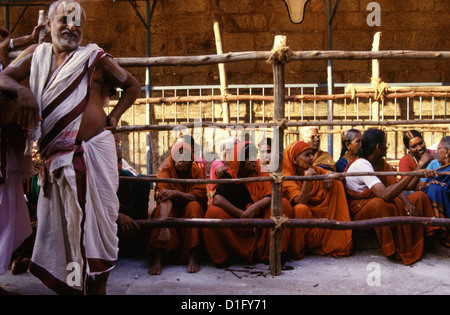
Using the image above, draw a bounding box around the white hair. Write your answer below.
[299,126,319,140]
[441,136,450,149]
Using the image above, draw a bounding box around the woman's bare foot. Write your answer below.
[187,251,200,274]
[148,250,163,275]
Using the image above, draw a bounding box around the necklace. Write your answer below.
[410,153,419,166]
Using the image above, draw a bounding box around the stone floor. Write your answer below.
[2,246,450,296]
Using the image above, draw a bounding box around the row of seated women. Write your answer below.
[145,129,450,275]
[337,129,450,219]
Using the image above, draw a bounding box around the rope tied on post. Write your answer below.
[274,118,288,129]
[371,77,389,101]
[271,171,284,184]
[220,86,230,104]
[346,84,357,100]
[270,216,289,234]
[268,35,293,65]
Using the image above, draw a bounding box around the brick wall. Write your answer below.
[2,0,449,86]
[1,0,449,173]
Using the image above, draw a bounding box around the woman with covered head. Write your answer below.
[147,141,207,275]
[344,129,447,265]
[282,141,352,260]
[203,141,293,266]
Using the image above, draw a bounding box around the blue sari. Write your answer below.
[335,157,349,173]
[424,163,450,218]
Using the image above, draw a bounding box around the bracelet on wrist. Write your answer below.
[9,38,14,50]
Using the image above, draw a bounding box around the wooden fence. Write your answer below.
[114,35,450,276]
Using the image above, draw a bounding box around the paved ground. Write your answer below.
[1,245,450,296]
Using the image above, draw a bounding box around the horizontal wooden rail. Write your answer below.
[114,119,450,133]
[115,50,450,67]
[10,50,450,68]
[136,217,450,230]
[121,175,271,184]
[120,170,450,184]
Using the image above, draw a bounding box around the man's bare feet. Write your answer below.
[87,272,110,295]
[11,258,31,275]
[148,250,163,276]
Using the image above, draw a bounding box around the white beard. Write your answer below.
[52,31,82,51]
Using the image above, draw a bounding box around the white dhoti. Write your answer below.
[30,131,119,294]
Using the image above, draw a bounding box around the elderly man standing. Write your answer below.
[300,126,335,171]
[0,0,141,294]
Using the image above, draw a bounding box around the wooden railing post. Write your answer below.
[213,14,230,125]
[269,35,288,276]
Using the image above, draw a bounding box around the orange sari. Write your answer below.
[344,157,439,265]
[203,142,292,265]
[146,142,207,263]
[313,149,336,171]
[283,141,352,259]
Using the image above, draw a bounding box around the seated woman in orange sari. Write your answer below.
[344,129,446,265]
[147,142,207,275]
[282,141,352,260]
[203,141,292,266]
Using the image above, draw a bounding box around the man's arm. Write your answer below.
[0,45,41,131]
[99,56,141,129]
[0,29,11,68]
[10,24,45,49]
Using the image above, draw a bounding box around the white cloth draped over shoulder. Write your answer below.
[28,43,119,295]
[29,43,105,175]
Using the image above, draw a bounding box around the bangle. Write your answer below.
[9,38,14,50]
